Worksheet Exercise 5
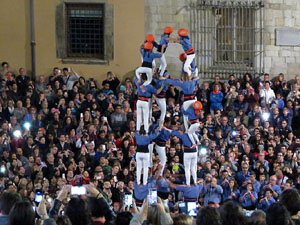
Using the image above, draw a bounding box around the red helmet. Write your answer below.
[178,28,188,37]
[144,42,153,50]
[146,34,155,43]
[193,101,203,115]
[164,26,174,34]
[179,53,187,62]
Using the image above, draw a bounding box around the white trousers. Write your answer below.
[136,100,150,133]
[188,122,200,145]
[148,143,153,167]
[148,98,153,123]
[192,67,199,78]
[136,67,152,86]
[184,54,195,76]
[184,152,198,186]
[136,152,150,185]
[156,97,166,122]
[183,99,197,131]
[156,144,166,176]
[159,54,167,76]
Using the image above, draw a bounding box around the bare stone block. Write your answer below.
[275,18,284,26]
[281,50,293,57]
[266,50,279,57]
[286,57,296,63]
[285,18,295,27]
[287,63,300,80]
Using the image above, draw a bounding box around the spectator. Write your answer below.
[102,72,120,95]
[0,192,21,225]
[266,203,290,225]
[209,84,223,115]
[202,177,223,206]
[196,206,221,225]
[279,189,300,225]
[110,105,127,133]
[220,201,248,225]
[8,200,35,225]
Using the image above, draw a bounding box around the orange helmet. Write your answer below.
[178,28,188,37]
[193,101,203,115]
[164,26,174,34]
[179,53,187,62]
[144,42,153,50]
[146,34,155,43]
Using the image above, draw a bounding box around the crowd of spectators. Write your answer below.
[1,60,300,225]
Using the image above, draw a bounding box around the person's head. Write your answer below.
[266,203,290,225]
[87,197,109,220]
[0,191,21,216]
[146,205,163,225]
[172,214,193,225]
[8,200,35,225]
[196,206,221,225]
[220,201,248,225]
[250,210,266,225]
[65,198,90,225]
[115,212,133,225]
[279,188,300,216]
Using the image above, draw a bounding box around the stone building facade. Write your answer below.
[145,0,300,81]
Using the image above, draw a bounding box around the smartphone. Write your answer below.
[41,162,45,167]
[80,113,83,119]
[8,123,12,130]
[178,202,187,214]
[32,206,36,211]
[102,144,106,151]
[125,193,133,208]
[71,186,87,195]
[148,188,157,205]
[103,116,108,121]
[96,176,102,180]
[187,202,197,217]
[35,191,43,204]
[62,173,65,179]
[113,176,118,183]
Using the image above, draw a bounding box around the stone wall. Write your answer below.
[145,0,300,81]
[264,0,300,80]
[144,0,193,78]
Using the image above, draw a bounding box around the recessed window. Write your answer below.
[66,4,104,59]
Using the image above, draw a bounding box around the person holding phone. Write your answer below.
[135,126,161,186]
[62,67,80,91]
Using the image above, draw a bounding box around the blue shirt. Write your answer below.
[239,190,257,208]
[157,178,170,193]
[133,179,156,200]
[135,78,158,98]
[164,79,199,95]
[160,34,169,47]
[236,171,250,186]
[171,130,193,147]
[150,123,172,142]
[180,36,192,52]
[222,188,240,201]
[181,107,198,121]
[140,49,161,64]
[257,197,276,212]
[202,185,223,206]
[153,78,168,93]
[176,184,203,199]
[135,131,160,146]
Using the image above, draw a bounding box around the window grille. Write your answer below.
[190,0,264,79]
[66,4,104,59]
